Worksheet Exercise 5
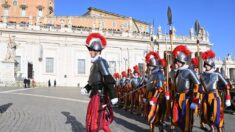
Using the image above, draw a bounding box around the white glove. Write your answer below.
[80,88,88,95]
[111,98,118,105]
[165,91,170,101]
[225,95,231,107]
[165,95,170,100]
[149,100,154,106]
[143,98,147,103]
[226,100,231,107]
[190,102,197,110]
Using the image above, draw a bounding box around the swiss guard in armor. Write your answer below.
[118,71,127,107]
[123,68,133,110]
[146,51,168,132]
[130,65,142,114]
[171,45,200,132]
[113,72,121,104]
[200,50,231,132]
[80,33,118,132]
[191,57,206,129]
[120,71,127,87]
[191,58,202,109]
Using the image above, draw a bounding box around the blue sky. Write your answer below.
[55,0,235,59]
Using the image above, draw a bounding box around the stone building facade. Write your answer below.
[0,0,234,87]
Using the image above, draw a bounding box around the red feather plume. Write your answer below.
[113,73,120,79]
[133,65,139,71]
[172,45,191,58]
[191,58,199,66]
[121,71,127,77]
[170,64,175,69]
[127,68,132,73]
[159,59,166,67]
[86,33,107,47]
[145,51,160,63]
[201,50,215,60]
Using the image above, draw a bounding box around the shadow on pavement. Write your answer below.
[113,107,149,131]
[61,111,85,132]
[0,103,13,113]
[113,107,148,125]
[114,116,149,132]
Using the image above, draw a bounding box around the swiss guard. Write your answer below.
[130,65,142,114]
[80,33,118,132]
[200,50,231,132]
[146,51,168,132]
[171,45,200,132]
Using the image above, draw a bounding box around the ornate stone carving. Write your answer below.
[4,35,16,62]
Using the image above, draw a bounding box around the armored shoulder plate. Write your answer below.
[217,72,228,86]
[97,57,111,76]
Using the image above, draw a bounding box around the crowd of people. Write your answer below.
[113,46,234,132]
[80,32,234,132]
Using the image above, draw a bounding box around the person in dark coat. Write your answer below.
[54,79,56,87]
[48,79,51,87]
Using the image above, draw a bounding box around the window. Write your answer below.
[46,57,54,73]
[77,59,85,74]
[15,56,21,71]
[109,61,116,74]
[21,7,26,17]
[38,9,43,17]
[112,21,116,28]
[3,7,9,16]
[13,0,17,6]
[123,22,129,28]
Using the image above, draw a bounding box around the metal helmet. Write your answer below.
[202,50,216,68]
[204,58,215,68]
[86,33,106,51]
[145,51,160,67]
[173,45,191,64]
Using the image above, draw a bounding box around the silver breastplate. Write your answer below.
[175,69,199,93]
[131,77,140,89]
[201,72,218,92]
[147,71,163,91]
[120,78,125,86]
[88,63,102,86]
[176,72,190,92]
[115,79,120,86]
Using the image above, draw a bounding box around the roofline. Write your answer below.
[87,7,149,25]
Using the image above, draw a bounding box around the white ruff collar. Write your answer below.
[133,74,139,78]
[178,65,189,70]
[91,55,100,63]
[205,68,216,73]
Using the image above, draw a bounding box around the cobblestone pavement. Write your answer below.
[0,87,234,132]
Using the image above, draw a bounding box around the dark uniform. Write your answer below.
[81,33,117,132]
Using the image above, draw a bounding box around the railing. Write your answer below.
[0,22,150,40]
[156,33,210,43]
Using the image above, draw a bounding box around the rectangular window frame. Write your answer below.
[77,59,86,74]
[45,57,54,73]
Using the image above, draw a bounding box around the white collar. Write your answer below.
[91,55,100,63]
[178,64,189,70]
[205,68,216,73]
[133,74,139,78]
